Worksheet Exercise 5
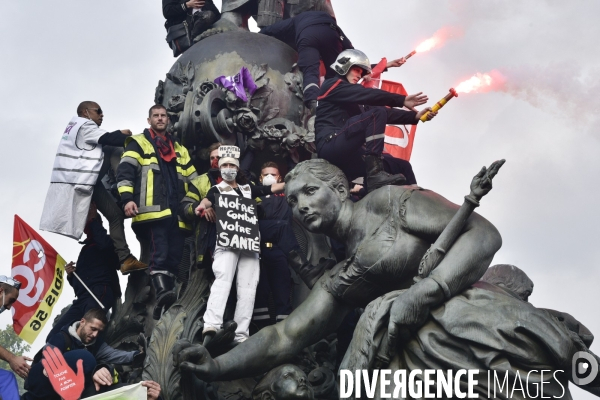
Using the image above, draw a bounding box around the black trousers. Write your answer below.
[318,107,418,183]
[133,215,184,276]
[297,24,345,102]
[253,220,297,326]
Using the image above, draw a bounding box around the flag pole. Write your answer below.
[71,272,105,309]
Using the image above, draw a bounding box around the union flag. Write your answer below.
[381,80,418,161]
[12,215,65,344]
[362,59,418,161]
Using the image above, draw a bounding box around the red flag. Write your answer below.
[12,215,65,344]
[362,58,387,89]
[380,80,418,161]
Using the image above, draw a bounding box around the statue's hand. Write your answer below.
[387,292,430,348]
[173,341,218,382]
[469,159,505,201]
[386,278,445,359]
[172,339,194,367]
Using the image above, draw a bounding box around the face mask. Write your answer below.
[262,174,278,186]
[221,168,238,182]
[0,292,6,314]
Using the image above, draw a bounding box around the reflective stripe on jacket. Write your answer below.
[117,129,197,229]
[51,117,106,185]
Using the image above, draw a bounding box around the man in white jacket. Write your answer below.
[40,101,146,274]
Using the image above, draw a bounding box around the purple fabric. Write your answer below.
[214,67,258,102]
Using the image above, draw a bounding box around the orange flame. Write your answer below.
[415,38,438,53]
[455,70,506,94]
[414,26,464,53]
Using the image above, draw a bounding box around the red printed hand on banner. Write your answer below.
[41,346,85,400]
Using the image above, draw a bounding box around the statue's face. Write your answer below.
[272,365,314,400]
[286,173,342,233]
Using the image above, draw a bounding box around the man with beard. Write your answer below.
[117,105,197,318]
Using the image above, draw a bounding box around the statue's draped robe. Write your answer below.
[341,282,585,399]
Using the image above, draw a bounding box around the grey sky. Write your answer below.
[1,1,598,397]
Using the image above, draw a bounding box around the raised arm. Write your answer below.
[174,280,352,381]
[385,162,503,355]
[319,79,407,107]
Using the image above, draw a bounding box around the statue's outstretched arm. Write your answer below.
[384,161,504,361]
[174,281,351,381]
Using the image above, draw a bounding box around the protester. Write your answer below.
[260,10,407,112]
[163,0,220,56]
[194,146,284,344]
[179,142,222,268]
[251,162,294,328]
[259,10,352,111]
[46,203,121,340]
[315,49,436,192]
[24,309,144,400]
[117,105,198,319]
[0,277,32,380]
[40,101,147,275]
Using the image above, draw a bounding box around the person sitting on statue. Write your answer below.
[173,158,504,382]
[259,11,407,113]
[163,0,220,50]
[251,364,314,400]
[193,146,285,344]
[315,49,436,193]
[24,309,145,400]
[46,202,121,341]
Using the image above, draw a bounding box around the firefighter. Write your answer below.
[251,162,294,328]
[315,49,436,192]
[117,105,198,319]
[260,10,406,112]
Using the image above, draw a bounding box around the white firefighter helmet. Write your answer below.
[330,49,372,76]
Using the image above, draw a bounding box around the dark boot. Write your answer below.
[152,274,177,320]
[288,250,337,289]
[365,154,406,193]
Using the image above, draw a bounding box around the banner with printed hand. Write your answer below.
[11,215,66,344]
[381,80,418,161]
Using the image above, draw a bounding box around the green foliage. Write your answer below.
[0,324,31,394]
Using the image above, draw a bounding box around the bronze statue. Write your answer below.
[173,158,504,381]
[252,364,314,400]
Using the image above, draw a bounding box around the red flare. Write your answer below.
[455,70,506,94]
[414,26,464,54]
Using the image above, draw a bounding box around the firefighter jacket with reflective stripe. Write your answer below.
[117,129,197,229]
[179,172,218,265]
[51,116,107,185]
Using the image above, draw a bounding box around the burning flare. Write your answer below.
[415,37,438,53]
[414,26,464,54]
[455,70,506,94]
